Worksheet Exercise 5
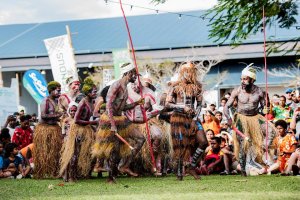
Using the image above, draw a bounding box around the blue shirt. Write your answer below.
[3,156,22,169]
[0,156,3,170]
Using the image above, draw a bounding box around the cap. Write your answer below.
[285,88,293,94]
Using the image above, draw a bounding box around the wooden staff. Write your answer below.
[115,132,134,150]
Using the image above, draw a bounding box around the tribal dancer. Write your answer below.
[60,77,98,182]
[62,102,78,140]
[166,62,208,180]
[126,77,167,175]
[33,81,63,179]
[58,76,81,117]
[224,64,276,176]
[92,63,145,183]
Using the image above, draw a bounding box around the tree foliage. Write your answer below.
[151,0,298,46]
[205,0,298,45]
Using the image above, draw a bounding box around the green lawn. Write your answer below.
[1,175,299,200]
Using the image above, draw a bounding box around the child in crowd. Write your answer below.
[266,120,297,174]
[0,142,5,178]
[197,137,225,175]
[2,143,23,178]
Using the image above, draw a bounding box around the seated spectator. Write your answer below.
[205,129,215,153]
[197,137,225,175]
[203,110,220,135]
[0,142,5,178]
[283,147,300,175]
[18,143,34,178]
[12,115,33,150]
[2,143,23,178]
[266,120,297,174]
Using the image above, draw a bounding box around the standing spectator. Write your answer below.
[209,103,217,114]
[289,91,299,112]
[3,115,17,139]
[271,94,280,107]
[19,110,25,117]
[218,97,228,113]
[271,95,293,122]
[30,113,38,130]
[290,109,300,140]
[285,88,293,106]
[215,111,223,122]
[224,93,231,100]
[12,115,33,150]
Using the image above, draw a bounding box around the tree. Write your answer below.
[151,0,299,47]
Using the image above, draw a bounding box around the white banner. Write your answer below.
[102,69,114,86]
[0,79,18,125]
[44,35,78,92]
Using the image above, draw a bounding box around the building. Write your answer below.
[0,10,299,113]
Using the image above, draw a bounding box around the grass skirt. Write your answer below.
[92,113,134,159]
[233,113,276,164]
[139,118,173,170]
[60,123,94,177]
[170,112,197,164]
[33,123,62,179]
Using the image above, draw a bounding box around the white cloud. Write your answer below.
[0,0,217,24]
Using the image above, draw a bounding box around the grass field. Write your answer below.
[1,174,299,200]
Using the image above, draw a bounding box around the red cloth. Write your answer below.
[12,127,33,150]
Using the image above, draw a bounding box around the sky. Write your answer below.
[0,0,217,25]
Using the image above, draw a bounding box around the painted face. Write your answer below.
[52,87,61,98]
[132,81,140,93]
[241,76,250,86]
[70,81,81,93]
[129,71,137,83]
[89,86,97,99]
[69,105,77,118]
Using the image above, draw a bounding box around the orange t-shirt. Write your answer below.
[273,134,297,161]
[20,143,34,158]
[203,121,220,135]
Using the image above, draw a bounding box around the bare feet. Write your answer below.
[107,178,116,184]
[119,167,138,177]
[241,171,247,177]
[188,168,201,180]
